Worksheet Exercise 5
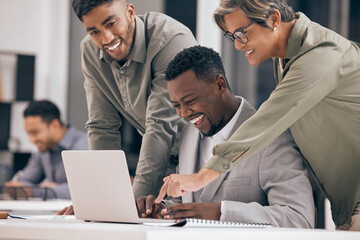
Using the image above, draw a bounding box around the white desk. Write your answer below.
[0,200,72,215]
[0,218,359,240]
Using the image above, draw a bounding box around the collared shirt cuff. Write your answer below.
[204,155,233,173]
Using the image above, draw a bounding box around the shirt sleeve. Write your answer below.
[82,55,123,151]
[132,31,197,198]
[18,154,44,185]
[205,44,342,173]
[220,130,315,228]
[70,133,89,150]
[49,183,71,200]
[31,182,71,200]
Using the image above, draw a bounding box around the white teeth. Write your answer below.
[246,49,254,54]
[190,115,204,124]
[107,41,120,51]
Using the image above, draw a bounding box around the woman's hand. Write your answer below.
[155,168,220,203]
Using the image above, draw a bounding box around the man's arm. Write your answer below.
[48,183,71,200]
[16,154,44,185]
[27,182,70,200]
[132,31,197,198]
[81,51,123,151]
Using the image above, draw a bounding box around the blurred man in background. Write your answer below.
[5,100,88,199]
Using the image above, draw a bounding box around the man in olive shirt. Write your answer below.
[72,0,197,198]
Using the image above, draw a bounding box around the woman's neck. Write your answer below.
[277,19,297,59]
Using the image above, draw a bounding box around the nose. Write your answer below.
[28,135,37,144]
[101,29,115,45]
[234,40,245,51]
[177,105,192,119]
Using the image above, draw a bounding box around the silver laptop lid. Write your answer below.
[62,150,140,223]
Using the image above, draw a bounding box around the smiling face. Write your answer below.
[224,9,278,66]
[167,70,229,136]
[81,1,135,64]
[24,116,58,152]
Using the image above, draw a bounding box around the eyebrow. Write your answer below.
[170,93,196,103]
[86,15,116,32]
[231,26,247,34]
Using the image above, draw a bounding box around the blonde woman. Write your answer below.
[156,0,360,231]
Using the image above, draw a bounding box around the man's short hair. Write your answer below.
[165,46,227,85]
[72,0,127,20]
[23,100,63,125]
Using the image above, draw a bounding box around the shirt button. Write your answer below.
[120,70,124,74]
[223,163,229,169]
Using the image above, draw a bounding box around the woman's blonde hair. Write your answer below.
[213,0,295,32]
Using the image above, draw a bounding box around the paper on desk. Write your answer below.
[17,215,78,221]
[143,222,177,227]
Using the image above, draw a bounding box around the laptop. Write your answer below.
[62,150,175,224]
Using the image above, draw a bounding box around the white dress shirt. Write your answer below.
[193,97,244,202]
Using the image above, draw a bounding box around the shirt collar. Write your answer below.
[99,16,146,64]
[200,96,244,141]
[58,126,76,150]
[285,12,311,59]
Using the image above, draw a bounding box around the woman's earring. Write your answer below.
[273,27,278,31]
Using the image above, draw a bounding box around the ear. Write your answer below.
[49,119,61,129]
[127,4,135,23]
[216,75,227,91]
[268,9,281,29]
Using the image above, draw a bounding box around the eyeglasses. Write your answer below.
[224,21,254,44]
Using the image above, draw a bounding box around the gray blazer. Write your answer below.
[171,99,315,228]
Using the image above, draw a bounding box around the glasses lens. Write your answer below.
[224,33,235,44]
[234,32,248,43]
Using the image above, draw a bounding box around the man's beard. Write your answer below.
[201,117,219,137]
[116,22,134,65]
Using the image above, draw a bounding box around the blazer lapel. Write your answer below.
[200,97,256,203]
[199,173,228,203]
[178,125,200,203]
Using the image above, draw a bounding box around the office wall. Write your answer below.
[0,0,70,153]
[67,3,88,131]
[131,0,164,14]
[0,0,70,116]
[196,0,222,53]
[0,0,70,183]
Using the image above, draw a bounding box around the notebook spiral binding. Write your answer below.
[173,218,272,227]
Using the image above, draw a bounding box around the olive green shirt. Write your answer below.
[206,12,360,226]
[80,13,197,198]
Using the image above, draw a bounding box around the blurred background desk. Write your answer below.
[0,218,358,240]
[0,200,71,215]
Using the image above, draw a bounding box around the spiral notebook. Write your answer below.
[171,218,272,228]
